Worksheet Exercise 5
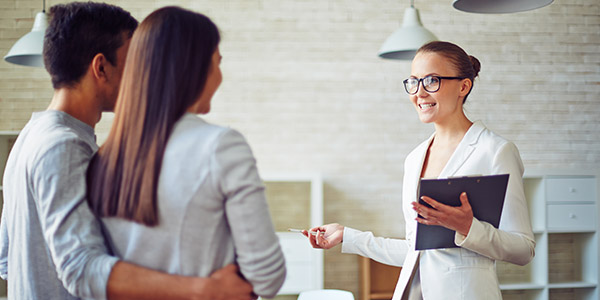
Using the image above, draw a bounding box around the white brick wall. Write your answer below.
[1,0,599,297]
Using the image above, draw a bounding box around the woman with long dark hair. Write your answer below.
[87,7,285,298]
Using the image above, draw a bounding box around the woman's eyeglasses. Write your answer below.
[403,75,465,95]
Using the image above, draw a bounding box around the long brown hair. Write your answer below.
[417,41,481,103]
[87,6,220,226]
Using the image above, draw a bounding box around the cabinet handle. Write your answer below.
[569,213,576,219]
[569,187,576,193]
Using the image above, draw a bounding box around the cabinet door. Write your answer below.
[546,178,597,203]
[547,204,597,231]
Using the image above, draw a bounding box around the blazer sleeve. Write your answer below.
[213,129,286,298]
[455,141,535,266]
[0,202,8,280]
[342,227,409,267]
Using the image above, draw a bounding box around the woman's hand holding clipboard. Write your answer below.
[414,174,510,250]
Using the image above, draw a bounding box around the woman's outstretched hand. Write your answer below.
[302,223,344,249]
[412,192,474,236]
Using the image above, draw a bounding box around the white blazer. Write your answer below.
[342,121,535,300]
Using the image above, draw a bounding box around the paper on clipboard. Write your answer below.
[415,174,509,250]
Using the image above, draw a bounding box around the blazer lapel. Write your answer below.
[411,134,435,181]
[438,121,486,178]
[404,134,434,221]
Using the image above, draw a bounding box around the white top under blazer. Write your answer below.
[342,120,535,300]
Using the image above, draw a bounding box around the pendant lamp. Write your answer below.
[453,0,553,14]
[4,0,48,67]
[378,0,438,60]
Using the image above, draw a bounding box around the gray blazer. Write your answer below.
[103,113,286,298]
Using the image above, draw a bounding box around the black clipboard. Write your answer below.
[415,174,509,250]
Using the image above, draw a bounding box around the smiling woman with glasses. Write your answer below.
[302,41,535,300]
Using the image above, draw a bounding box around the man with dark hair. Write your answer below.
[0,2,254,299]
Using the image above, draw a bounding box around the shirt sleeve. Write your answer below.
[454,141,536,266]
[31,138,118,299]
[342,227,409,267]
[213,129,286,298]
[0,203,8,280]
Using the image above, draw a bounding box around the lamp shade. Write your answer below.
[453,0,553,13]
[378,6,438,60]
[4,12,48,68]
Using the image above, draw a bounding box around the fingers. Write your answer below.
[413,193,474,235]
[304,224,345,250]
[301,227,323,249]
[413,199,440,219]
[413,197,445,226]
[221,263,239,273]
[316,230,327,247]
[420,196,444,210]
[413,207,437,225]
[210,263,254,300]
[418,194,471,213]
[459,192,471,209]
[415,216,433,225]
[308,234,320,248]
[306,229,322,249]
[309,226,323,232]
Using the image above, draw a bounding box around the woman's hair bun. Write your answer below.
[469,55,481,78]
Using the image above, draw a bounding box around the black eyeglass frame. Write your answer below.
[403,75,466,95]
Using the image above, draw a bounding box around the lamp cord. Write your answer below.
[410,0,414,8]
[42,0,45,12]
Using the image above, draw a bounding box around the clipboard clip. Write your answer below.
[447,174,483,179]
[446,175,484,185]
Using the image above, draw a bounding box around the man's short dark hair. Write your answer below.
[43,2,138,89]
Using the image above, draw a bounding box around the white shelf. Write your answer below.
[498,171,599,300]
[0,131,19,136]
[547,229,596,233]
[548,282,597,289]
[524,169,599,178]
[500,283,546,290]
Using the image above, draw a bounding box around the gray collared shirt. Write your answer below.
[0,110,117,299]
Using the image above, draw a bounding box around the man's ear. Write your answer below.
[90,53,108,81]
[459,78,472,97]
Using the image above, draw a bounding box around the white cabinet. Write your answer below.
[262,173,323,296]
[497,171,599,300]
